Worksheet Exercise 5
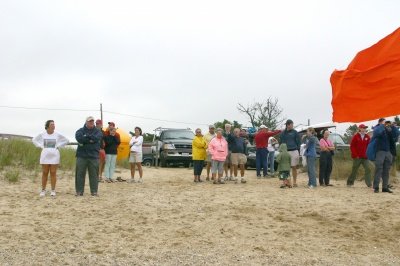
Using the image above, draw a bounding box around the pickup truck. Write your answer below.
[153,127,194,167]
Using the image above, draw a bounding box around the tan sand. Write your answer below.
[0,167,399,265]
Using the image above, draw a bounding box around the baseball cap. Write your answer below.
[358,124,368,129]
[285,119,294,125]
[108,122,115,127]
[86,116,95,122]
[209,124,215,129]
[95,119,102,124]
[260,125,267,129]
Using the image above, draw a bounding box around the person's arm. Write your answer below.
[75,128,91,144]
[350,135,357,158]
[320,139,329,152]
[56,133,69,148]
[133,136,143,146]
[32,133,44,148]
[208,140,215,155]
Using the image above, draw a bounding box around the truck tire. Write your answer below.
[142,158,153,167]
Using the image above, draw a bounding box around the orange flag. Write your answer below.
[330,27,400,122]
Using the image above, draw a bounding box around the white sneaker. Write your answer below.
[128,178,136,183]
[50,190,56,197]
[39,190,46,197]
[241,178,247,184]
[138,178,143,183]
[309,185,315,189]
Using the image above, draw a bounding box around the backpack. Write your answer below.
[366,137,377,161]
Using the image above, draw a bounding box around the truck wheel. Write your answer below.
[142,159,152,167]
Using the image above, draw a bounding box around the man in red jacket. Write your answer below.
[347,124,372,187]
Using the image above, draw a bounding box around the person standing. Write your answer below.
[129,127,144,183]
[319,129,335,187]
[276,144,292,188]
[103,127,121,183]
[372,118,396,193]
[303,127,317,188]
[227,128,248,183]
[346,124,372,187]
[75,116,103,196]
[32,120,69,197]
[203,125,216,181]
[267,136,278,176]
[192,128,207,182]
[208,128,228,184]
[279,119,301,186]
[255,125,281,178]
[385,120,400,188]
[96,119,106,182]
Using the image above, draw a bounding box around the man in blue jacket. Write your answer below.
[75,116,104,196]
[372,118,396,193]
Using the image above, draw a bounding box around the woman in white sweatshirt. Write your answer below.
[128,126,144,183]
[32,120,69,197]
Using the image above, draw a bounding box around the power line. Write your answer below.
[0,105,208,126]
[103,110,208,126]
[0,105,96,112]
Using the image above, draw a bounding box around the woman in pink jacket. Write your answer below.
[208,128,228,184]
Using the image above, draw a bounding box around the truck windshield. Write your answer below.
[329,133,345,145]
[162,131,194,140]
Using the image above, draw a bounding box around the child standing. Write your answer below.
[276,143,292,188]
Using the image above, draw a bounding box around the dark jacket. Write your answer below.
[373,124,390,152]
[75,124,103,159]
[280,129,301,151]
[227,134,247,154]
[103,135,121,155]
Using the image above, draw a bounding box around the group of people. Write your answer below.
[191,118,399,192]
[32,116,145,197]
[32,115,399,197]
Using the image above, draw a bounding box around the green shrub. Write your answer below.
[0,139,76,173]
[4,169,20,183]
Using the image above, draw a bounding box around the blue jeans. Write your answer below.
[307,156,317,186]
[256,148,268,176]
[104,154,117,180]
[267,150,275,174]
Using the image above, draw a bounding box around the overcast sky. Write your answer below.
[1,0,399,140]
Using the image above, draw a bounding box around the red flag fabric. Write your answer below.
[330,27,400,122]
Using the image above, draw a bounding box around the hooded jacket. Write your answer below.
[192,135,207,160]
[75,124,103,159]
[276,143,291,172]
[350,132,370,159]
[208,136,228,162]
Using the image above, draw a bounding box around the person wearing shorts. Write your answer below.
[279,119,301,187]
[203,125,216,181]
[129,127,143,183]
[227,128,248,183]
[208,128,228,184]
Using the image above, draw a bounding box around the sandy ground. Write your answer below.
[0,166,400,266]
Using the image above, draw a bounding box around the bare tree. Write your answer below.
[237,97,285,129]
[237,103,257,127]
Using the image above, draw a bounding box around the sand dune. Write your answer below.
[0,167,399,265]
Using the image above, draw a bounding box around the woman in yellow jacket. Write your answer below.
[192,128,207,182]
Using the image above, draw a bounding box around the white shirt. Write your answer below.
[267,137,278,152]
[129,135,143,153]
[32,131,69,164]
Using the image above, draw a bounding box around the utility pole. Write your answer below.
[100,103,103,122]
